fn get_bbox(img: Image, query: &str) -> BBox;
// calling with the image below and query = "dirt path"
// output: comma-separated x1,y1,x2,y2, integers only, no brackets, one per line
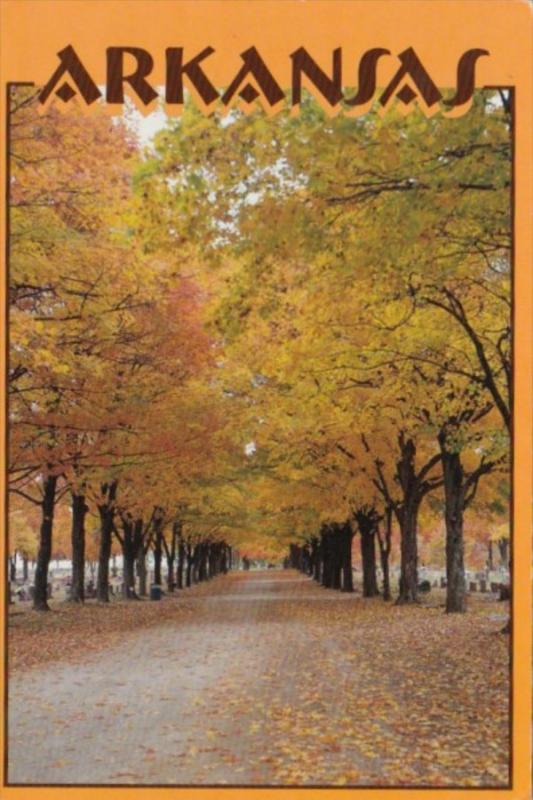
8,570,509,787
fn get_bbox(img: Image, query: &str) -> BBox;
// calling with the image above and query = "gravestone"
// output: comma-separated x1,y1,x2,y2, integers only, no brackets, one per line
499,584,510,601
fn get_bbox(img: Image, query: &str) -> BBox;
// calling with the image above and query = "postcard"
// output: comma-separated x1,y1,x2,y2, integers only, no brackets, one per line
0,2,531,799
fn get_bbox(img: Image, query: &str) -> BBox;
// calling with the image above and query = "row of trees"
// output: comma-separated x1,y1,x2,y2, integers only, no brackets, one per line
134,91,511,613
8,88,252,609
9,87,511,615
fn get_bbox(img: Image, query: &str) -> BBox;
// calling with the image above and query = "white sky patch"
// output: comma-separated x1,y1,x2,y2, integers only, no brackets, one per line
121,94,238,149
245,442,256,457
116,92,168,148
128,104,168,147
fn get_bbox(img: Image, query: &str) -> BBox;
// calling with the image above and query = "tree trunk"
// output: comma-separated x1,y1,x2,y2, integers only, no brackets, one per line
97,510,113,603
396,501,419,604
177,540,185,589
321,531,331,587
487,539,494,572
137,549,147,596
186,545,193,587
153,525,163,586
497,538,509,569
220,544,228,575
166,554,175,591
123,548,137,598
360,528,379,597
377,508,393,601
440,439,467,613
165,522,179,592
395,438,420,605
122,517,144,599
310,537,320,582
340,525,354,592
22,556,29,582
354,508,381,598
69,491,87,603
330,531,342,590
96,481,117,603
198,543,208,582
192,545,200,583
33,473,58,611
379,545,391,601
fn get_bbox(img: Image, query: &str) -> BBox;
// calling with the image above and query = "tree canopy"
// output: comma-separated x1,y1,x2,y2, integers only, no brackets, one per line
8,88,511,612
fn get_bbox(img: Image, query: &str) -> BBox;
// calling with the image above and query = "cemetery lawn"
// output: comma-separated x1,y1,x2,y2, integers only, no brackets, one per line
8,571,509,786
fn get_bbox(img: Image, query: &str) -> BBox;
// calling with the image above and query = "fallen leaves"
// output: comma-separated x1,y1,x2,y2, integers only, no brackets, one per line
7,579,222,673
8,571,510,787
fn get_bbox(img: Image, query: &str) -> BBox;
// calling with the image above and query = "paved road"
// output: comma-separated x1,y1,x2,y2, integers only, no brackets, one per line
8,570,509,787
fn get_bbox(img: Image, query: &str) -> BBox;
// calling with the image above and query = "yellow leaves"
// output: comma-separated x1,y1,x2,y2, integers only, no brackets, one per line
54,363,71,375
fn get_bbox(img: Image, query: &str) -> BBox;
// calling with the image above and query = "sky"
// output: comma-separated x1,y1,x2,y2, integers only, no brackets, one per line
127,103,168,147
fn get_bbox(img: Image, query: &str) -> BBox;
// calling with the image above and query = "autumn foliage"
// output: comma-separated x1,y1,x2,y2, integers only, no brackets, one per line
8,88,511,618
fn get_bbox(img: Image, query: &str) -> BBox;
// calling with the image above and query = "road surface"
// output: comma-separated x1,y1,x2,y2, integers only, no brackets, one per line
8,570,509,786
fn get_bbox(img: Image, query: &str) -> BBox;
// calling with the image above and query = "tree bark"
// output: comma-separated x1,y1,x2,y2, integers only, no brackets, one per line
198,542,207,582
354,509,380,598
153,522,163,586
321,530,332,588
220,544,227,575
330,530,342,590
397,501,419,604
309,537,320,582
487,539,494,572
69,491,87,603
192,544,201,583
497,537,509,568
395,438,420,605
96,480,117,603
123,546,137,598
340,524,354,592
177,539,185,589
166,554,175,591
439,435,467,614
33,473,58,611
376,507,393,601
360,529,379,597
185,543,193,587
119,517,142,599
137,549,147,596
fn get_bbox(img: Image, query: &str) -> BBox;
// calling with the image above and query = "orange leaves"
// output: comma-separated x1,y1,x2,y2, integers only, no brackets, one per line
9,88,239,524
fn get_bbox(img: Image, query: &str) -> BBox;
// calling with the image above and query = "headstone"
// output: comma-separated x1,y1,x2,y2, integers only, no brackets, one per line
499,584,511,601
479,579,487,592
469,581,477,592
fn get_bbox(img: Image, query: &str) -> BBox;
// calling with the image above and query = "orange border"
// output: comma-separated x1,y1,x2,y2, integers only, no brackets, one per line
0,2,531,799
